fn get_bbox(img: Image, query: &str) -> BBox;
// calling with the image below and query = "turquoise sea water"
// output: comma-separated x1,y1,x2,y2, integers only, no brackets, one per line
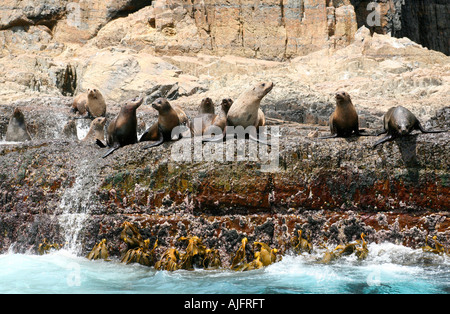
1,243,448,294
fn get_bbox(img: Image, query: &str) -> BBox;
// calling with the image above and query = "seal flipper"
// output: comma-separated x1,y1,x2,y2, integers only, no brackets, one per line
372,134,394,148
142,129,165,149
356,129,377,137
375,129,388,136
96,139,107,148
102,143,121,158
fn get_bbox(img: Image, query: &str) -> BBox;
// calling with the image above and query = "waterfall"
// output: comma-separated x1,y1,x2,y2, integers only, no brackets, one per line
57,158,98,254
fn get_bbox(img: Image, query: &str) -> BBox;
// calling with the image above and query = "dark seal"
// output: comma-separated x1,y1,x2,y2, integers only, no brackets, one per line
373,105,448,148
319,91,371,139
96,97,143,158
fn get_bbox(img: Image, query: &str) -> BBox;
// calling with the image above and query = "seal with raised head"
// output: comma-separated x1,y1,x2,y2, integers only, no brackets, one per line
96,97,143,158
5,108,31,142
198,97,215,114
191,98,233,136
319,91,369,139
373,105,448,148
139,98,188,149
71,88,106,118
203,82,273,144
82,117,106,143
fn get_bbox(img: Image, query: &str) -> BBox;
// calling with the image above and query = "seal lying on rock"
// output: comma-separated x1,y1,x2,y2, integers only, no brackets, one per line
96,97,143,158
139,98,189,149
373,106,448,148
203,82,272,144
319,91,372,139
191,98,233,136
5,108,31,142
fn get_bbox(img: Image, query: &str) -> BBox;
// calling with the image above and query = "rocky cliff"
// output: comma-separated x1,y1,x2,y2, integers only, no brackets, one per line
0,1,449,260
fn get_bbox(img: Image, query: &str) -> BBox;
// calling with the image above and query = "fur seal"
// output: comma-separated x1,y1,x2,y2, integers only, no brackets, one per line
191,98,233,136
96,97,143,158
373,105,448,148
198,97,215,114
5,108,31,142
82,117,106,143
227,82,272,129
319,91,368,139
71,88,106,118
71,93,87,115
203,82,273,144
139,98,188,149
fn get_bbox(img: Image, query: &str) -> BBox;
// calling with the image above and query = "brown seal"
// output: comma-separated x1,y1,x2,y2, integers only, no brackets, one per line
198,97,215,114
191,98,233,136
86,88,106,118
5,108,32,142
71,88,106,118
203,82,273,144
139,98,188,149
373,105,448,148
319,91,370,139
71,93,87,115
96,97,143,158
82,117,106,143
226,82,272,129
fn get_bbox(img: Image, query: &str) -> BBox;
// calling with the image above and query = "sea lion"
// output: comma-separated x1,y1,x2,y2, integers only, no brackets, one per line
96,97,143,158
71,88,106,118
373,106,448,148
203,82,273,144
227,82,272,129
5,108,31,142
319,91,369,139
139,98,189,149
82,117,106,143
198,97,215,114
71,93,87,115
86,88,106,118
190,98,233,136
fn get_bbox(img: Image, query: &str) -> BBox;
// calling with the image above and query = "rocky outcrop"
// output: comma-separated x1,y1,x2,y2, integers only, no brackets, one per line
351,0,450,56
0,1,449,262
0,130,449,260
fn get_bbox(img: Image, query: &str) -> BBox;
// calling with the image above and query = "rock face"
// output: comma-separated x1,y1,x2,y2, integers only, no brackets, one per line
351,0,449,56
0,1,449,261
0,132,449,260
